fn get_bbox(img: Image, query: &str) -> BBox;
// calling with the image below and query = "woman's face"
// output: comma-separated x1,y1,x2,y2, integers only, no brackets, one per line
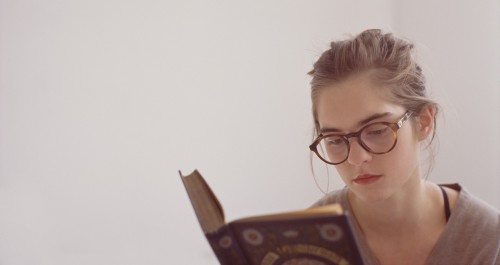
315,72,422,202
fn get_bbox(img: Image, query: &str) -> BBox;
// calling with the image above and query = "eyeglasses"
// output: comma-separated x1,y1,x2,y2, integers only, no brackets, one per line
309,111,413,165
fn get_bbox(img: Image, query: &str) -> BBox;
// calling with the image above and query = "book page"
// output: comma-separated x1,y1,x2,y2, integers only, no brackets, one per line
180,170,225,233
233,204,343,223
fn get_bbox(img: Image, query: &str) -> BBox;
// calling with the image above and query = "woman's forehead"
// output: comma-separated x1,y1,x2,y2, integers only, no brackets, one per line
316,75,403,131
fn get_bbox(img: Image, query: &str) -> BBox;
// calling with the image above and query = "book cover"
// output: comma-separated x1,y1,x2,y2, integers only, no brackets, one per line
180,169,365,265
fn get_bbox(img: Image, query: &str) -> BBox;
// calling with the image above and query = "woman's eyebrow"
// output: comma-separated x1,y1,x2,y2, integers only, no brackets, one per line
319,112,392,134
357,112,391,126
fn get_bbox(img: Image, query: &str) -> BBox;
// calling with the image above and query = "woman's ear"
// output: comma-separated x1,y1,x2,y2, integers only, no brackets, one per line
416,106,435,141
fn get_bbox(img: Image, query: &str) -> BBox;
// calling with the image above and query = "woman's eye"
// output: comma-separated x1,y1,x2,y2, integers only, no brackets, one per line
326,138,343,146
368,129,385,135
365,125,390,135
366,126,389,136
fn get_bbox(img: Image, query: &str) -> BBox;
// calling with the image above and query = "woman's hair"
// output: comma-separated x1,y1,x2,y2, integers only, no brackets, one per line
308,29,439,176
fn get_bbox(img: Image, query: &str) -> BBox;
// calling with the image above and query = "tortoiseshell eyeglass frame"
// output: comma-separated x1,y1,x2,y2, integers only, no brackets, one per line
309,111,413,165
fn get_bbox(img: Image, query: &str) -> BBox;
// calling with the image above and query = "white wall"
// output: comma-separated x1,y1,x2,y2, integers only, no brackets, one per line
0,1,497,264
393,0,500,208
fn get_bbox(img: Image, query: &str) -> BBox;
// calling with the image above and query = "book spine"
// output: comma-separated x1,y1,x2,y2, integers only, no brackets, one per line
206,225,250,265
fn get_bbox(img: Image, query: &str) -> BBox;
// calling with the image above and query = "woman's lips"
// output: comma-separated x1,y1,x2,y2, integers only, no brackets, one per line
353,174,383,185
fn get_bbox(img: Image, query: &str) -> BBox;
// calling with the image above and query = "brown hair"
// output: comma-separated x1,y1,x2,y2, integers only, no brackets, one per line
308,29,439,176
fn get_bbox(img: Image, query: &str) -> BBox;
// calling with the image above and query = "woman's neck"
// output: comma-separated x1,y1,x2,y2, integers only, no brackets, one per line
348,179,444,238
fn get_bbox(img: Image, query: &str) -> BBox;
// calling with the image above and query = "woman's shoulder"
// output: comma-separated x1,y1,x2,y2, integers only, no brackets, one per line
446,184,499,248
424,183,500,265
446,183,500,222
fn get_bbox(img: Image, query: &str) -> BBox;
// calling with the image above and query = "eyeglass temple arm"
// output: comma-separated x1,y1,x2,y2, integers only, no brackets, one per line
397,111,413,128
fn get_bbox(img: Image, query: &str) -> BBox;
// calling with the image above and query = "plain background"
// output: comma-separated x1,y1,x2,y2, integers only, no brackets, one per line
1,0,498,264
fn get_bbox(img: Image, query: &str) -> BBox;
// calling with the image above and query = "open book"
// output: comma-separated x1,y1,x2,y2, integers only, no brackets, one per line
180,169,365,265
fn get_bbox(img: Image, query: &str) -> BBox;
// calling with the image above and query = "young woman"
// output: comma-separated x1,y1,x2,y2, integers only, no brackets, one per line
308,29,500,265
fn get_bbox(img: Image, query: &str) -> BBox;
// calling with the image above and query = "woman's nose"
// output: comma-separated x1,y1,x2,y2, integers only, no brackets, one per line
346,138,372,166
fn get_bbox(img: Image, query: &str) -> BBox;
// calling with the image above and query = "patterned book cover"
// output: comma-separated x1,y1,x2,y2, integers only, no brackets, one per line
206,225,250,265
229,214,364,265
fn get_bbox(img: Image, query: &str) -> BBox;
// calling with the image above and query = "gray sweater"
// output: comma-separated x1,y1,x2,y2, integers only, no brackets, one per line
312,184,500,265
